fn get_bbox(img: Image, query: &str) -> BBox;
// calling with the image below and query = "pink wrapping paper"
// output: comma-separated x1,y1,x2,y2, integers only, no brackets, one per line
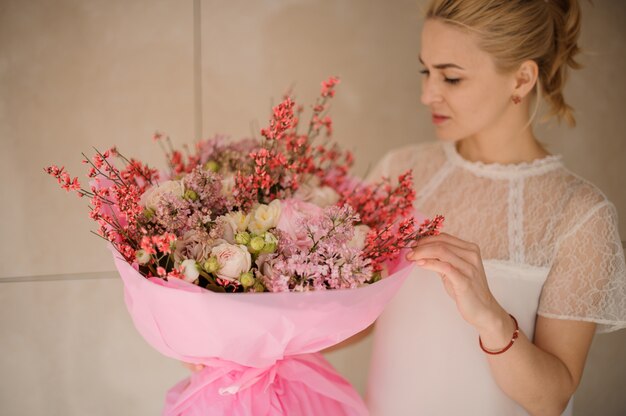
112,248,414,415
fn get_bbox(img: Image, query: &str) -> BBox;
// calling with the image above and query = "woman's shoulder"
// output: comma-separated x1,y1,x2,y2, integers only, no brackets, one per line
560,167,612,210
548,166,617,235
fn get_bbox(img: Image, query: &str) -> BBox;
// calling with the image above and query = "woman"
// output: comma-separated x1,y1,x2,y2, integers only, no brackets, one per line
365,1,626,415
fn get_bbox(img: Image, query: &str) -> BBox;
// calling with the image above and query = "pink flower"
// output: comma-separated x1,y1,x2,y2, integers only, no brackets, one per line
276,198,323,249
211,243,252,282
293,177,340,207
139,180,184,210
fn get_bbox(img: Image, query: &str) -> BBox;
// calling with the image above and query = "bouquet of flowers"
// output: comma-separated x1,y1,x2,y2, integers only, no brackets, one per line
46,77,443,415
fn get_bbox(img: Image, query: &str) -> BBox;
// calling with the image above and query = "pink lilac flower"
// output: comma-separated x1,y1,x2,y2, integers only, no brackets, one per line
154,193,191,233
260,204,372,292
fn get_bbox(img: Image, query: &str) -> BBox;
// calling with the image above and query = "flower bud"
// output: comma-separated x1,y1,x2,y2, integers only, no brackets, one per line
143,208,156,220
204,160,220,172
260,232,278,254
135,249,151,265
235,231,251,245
181,259,200,283
248,236,265,252
203,256,220,273
240,271,255,288
184,189,198,201
253,281,266,292
369,272,382,284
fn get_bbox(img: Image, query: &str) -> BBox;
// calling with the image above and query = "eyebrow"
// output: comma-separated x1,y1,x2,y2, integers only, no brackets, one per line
418,55,465,70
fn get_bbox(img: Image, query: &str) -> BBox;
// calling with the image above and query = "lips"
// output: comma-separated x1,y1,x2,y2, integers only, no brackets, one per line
431,113,450,125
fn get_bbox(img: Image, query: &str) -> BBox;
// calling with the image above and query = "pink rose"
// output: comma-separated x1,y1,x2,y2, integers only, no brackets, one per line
276,198,323,249
211,243,252,282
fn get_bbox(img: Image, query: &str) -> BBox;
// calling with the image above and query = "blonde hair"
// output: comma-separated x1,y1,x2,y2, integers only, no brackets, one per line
425,0,582,126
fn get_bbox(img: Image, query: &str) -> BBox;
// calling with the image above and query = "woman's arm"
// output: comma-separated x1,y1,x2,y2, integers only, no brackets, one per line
480,310,595,415
408,232,596,415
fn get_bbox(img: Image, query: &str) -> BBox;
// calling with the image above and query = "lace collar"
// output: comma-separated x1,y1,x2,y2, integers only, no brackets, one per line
442,141,563,179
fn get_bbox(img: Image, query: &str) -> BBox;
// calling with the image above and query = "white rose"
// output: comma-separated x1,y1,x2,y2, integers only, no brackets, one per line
294,176,340,207
211,243,252,282
219,212,250,243
248,200,282,234
181,259,200,283
348,224,371,250
140,180,185,210
224,211,251,233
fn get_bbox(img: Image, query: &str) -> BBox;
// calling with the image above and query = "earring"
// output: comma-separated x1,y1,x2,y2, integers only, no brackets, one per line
511,95,522,104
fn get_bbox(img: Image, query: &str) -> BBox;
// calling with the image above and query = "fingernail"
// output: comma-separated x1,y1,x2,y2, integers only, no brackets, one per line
416,259,425,266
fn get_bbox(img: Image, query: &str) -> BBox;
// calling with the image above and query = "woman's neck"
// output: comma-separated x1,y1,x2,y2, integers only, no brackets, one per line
454,95,551,165
456,121,549,165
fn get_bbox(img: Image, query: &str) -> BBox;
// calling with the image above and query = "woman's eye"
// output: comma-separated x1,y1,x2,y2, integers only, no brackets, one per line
419,69,429,76
444,77,461,85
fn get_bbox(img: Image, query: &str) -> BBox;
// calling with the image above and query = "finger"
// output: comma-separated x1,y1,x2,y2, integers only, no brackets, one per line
417,232,477,252
408,242,479,275
415,258,468,292
413,235,481,266
441,274,456,299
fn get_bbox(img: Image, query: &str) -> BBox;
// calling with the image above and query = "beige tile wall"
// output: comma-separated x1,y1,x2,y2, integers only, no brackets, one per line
0,0,196,278
0,275,188,415
1,0,624,414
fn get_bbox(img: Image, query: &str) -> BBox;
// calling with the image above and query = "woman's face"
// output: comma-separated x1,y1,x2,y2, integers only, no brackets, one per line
420,19,515,142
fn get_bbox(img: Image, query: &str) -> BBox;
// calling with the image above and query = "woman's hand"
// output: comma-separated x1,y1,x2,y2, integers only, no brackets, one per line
406,232,508,334
408,233,596,414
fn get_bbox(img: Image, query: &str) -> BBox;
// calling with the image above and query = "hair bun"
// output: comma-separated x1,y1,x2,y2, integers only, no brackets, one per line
543,0,582,126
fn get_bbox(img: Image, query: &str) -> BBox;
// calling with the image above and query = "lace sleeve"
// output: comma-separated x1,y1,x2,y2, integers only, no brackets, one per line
538,201,626,333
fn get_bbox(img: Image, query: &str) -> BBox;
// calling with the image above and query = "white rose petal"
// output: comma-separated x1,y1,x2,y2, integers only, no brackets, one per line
181,259,200,283
220,212,251,243
248,200,282,234
225,211,251,233
211,243,252,282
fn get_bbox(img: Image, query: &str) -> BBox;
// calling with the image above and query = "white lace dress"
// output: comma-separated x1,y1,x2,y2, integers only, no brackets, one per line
365,141,626,416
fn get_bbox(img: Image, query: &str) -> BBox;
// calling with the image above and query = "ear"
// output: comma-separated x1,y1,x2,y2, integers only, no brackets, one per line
512,60,539,98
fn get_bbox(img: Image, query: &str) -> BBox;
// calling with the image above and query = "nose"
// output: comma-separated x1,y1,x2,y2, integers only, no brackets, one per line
420,76,442,106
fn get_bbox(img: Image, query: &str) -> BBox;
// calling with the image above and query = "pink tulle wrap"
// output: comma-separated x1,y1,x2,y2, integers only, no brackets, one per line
112,248,414,415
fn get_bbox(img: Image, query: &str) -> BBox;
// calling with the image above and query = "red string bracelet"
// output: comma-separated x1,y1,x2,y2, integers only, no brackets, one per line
479,314,519,355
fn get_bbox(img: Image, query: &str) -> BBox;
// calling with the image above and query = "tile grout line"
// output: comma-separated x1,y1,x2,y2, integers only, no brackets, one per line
0,271,119,283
